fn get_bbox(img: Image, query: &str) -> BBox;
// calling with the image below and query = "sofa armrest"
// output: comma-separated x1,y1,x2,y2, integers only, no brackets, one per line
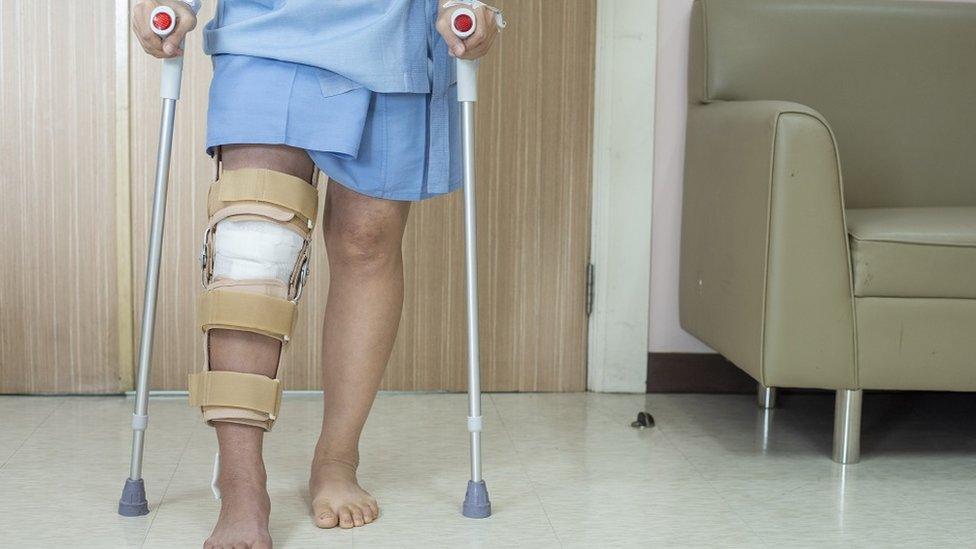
679,100,857,390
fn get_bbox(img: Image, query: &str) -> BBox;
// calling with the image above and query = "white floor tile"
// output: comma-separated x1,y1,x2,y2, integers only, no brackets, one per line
0,391,974,548
0,396,63,466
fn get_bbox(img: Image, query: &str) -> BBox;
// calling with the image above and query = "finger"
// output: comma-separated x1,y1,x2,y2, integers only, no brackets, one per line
162,8,196,56
132,3,168,57
131,1,158,35
460,30,496,60
463,11,499,58
162,31,183,56
145,44,167,58
437,17,466,57
461,7,490,50
132,1,155,22
135,27,166,57
475,24,498,53
459,44,489,60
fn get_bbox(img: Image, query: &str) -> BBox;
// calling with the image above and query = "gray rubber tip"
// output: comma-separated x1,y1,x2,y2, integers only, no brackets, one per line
462,480,491,518
118,478,150,517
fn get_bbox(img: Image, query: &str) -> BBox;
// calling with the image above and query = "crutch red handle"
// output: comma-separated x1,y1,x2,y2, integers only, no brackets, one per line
452,6,490,519
150,6,177,36
119,4,193,518
452,8,476,38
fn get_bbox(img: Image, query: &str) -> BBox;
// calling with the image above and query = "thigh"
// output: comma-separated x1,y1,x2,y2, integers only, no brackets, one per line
220,144,316,182
322,180,411,248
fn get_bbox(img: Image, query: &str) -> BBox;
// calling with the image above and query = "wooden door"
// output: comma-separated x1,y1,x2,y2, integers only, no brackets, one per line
0,0,123,393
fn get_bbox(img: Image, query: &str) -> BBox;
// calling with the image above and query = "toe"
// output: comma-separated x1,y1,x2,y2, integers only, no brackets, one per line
362,506,375,524
338,506,355,529
365,497,379,519
351,505,365,527
313,502,340,529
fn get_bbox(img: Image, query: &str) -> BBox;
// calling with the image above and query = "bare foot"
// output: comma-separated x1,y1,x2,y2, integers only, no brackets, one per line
309,455,379,529
204,461,273,549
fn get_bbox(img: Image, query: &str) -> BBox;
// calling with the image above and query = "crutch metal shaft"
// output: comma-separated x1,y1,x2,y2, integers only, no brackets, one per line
119,6,187,517
461,101,483,485
128,98,177,481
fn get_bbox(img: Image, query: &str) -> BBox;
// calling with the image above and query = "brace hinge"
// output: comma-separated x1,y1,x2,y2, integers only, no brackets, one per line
586,262,595,317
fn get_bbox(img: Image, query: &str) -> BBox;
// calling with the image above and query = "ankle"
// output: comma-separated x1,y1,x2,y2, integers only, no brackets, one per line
312,446,360,470
218,459,267,486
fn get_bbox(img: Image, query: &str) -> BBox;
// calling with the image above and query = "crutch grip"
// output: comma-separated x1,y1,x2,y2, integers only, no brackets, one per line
452,8,479,103
160,56,185,101
150,6,185,101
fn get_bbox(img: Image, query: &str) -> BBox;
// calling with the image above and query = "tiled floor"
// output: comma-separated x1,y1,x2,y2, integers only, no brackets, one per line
1,391,975,548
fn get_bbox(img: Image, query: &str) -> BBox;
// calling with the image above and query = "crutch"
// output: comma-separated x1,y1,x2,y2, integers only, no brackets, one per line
452,7,492,520
118,5,191,517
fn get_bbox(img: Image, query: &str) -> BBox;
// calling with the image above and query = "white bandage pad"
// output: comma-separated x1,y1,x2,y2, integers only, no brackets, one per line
213,219,304,285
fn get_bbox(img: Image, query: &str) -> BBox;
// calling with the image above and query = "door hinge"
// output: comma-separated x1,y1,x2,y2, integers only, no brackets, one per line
586,263,595,317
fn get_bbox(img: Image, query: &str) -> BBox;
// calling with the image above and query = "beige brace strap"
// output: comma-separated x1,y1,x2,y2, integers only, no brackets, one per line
188,371,282,431
198,289,297,342
193,163,319,431
209,168,319,228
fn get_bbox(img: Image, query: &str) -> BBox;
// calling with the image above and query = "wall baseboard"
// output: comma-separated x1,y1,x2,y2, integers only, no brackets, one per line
647,353,757,393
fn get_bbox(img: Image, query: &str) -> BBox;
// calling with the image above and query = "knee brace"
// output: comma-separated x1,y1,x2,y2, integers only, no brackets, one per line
188,167,319,431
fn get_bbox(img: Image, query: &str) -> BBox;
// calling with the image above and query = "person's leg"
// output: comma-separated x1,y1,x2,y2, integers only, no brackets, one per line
204,144,316,549
310,180,411,529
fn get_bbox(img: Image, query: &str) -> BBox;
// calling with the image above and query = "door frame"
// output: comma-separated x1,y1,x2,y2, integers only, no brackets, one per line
587,0,657,393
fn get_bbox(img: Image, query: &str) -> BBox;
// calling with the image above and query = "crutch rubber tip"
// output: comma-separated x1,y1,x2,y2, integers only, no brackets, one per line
462,480,491,519
118,478,150,517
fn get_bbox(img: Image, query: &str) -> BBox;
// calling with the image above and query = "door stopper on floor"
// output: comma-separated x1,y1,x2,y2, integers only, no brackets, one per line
631,411,655,429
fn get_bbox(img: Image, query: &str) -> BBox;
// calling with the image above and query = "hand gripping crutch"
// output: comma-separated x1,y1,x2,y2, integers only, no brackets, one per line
452,7,492,520
118,5,192,517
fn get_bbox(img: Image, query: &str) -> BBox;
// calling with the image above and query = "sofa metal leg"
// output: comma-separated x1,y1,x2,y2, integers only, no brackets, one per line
832,389,862,464
757,384,777,409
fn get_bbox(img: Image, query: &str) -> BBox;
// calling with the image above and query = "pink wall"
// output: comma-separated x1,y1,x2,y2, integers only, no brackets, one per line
649,0,708,353
648,0,975,353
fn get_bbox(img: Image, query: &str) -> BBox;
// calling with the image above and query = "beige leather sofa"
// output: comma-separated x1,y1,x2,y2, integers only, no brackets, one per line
680,0,976,464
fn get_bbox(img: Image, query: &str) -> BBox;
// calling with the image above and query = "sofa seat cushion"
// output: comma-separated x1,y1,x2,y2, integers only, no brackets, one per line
846,208,976,299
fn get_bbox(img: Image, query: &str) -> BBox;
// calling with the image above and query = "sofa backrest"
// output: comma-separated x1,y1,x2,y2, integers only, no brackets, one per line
690,0,976,208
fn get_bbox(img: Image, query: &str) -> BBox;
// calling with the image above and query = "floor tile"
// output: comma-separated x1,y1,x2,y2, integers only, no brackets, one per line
0,391,974,548
0,396,63,466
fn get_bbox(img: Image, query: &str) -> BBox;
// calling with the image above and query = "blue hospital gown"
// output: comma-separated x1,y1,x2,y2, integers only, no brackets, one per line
202,0,461,201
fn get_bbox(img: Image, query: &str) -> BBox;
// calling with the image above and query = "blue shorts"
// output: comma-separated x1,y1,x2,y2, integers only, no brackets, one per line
206,54,461,201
